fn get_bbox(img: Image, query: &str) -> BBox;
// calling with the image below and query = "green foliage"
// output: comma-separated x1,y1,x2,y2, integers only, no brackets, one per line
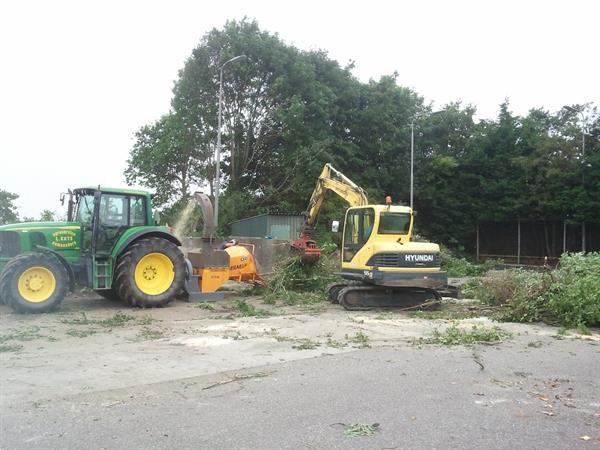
440,247,500,277
39,209,55,221
545,253,600,328
0,326,42,343
232,299,270,317
0,189,19,224
60,312,135,328
429,325,512,346
344,423,381,437
267,255,338,293
125,18,600,252
125,113,209,207
472,253,600,328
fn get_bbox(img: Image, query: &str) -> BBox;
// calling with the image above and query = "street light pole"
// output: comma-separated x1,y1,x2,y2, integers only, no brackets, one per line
410,119,414,210
214,55,247,229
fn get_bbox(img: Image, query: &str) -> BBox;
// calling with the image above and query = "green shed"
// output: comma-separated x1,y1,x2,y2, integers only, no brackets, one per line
230,213,304,240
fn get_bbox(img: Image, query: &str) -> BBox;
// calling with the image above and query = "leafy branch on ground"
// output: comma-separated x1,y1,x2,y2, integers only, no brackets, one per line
261,254,340,305
343,423,381,437
60,312,136,328
232,299,270,317
467,252,600,328
427,325,512,346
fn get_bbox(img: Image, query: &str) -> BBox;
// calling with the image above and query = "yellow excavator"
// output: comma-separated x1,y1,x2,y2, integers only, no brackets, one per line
293,163,448,310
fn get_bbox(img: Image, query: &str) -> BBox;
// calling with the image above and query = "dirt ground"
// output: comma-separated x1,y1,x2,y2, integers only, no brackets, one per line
2,288,598,413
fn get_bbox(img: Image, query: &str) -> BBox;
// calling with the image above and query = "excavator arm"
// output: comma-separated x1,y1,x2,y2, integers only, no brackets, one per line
292,163,368,261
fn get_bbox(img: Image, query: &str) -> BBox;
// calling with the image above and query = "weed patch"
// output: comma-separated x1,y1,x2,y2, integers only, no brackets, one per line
0,343,23,352
135,327,165,341
0,326,43,343
66,328,97,338
232,299,270,317
292,338,320,350
195,302,215,310
347,331,371,348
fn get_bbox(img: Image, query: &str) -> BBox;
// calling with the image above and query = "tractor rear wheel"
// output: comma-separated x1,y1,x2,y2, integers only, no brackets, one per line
113,237,185,308
0,252,69,313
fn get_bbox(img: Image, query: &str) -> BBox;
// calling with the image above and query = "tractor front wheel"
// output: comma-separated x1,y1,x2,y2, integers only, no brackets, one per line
0,252,69,313
113,237,185,308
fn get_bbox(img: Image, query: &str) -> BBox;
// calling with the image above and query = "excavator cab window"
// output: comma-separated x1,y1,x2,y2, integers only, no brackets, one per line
343,208,374,262
378,212,411,234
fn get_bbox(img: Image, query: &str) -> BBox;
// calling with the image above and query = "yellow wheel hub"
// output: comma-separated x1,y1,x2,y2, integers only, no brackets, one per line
134,253,174,295
18,266,56,303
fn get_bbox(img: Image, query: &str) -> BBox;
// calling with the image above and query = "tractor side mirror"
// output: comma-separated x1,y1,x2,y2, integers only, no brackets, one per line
413,210,418,217
153,210,161,225
60,193,66,206
331,220,340,233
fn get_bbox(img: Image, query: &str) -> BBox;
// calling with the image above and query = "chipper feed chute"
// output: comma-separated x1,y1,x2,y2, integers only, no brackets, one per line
183,192,264,302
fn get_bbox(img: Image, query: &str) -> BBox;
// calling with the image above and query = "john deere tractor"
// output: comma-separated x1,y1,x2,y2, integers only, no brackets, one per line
0,187,186,313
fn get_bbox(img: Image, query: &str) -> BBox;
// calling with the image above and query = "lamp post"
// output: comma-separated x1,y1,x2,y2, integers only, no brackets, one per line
564,105,587,251
214,54,247,229
410,119,414,209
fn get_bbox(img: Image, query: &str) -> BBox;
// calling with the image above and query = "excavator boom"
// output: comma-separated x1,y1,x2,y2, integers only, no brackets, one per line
292,163,368,261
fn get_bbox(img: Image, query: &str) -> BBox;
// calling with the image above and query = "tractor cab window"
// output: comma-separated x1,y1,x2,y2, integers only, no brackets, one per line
76,194,95,225
129,196,147,226
343,208,374,262
100,195,127,227
96,194,128,254
378,212,411,235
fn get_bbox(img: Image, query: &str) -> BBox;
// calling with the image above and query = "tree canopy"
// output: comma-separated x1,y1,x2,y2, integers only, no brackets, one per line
125,19,599,250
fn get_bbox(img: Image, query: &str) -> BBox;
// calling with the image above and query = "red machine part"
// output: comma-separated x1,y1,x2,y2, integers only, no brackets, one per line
291,232,321,262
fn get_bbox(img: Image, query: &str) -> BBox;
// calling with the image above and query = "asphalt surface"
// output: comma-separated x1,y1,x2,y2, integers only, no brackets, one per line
2,334,599,449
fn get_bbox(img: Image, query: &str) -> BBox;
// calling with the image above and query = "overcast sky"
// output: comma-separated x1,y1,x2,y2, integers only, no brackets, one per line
1,0,598,218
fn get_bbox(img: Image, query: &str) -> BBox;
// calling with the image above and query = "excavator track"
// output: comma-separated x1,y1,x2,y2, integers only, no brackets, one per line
337,285,442,311
326,281,363,303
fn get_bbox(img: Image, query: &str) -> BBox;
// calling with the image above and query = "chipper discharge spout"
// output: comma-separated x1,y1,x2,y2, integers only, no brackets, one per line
183,192,263,301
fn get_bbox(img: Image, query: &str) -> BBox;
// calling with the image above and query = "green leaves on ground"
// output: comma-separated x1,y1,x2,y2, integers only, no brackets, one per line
429,325,512,346
344,423,381,437
471,252,600,328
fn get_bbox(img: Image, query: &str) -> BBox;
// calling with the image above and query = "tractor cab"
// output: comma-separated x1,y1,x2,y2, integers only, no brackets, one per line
69,187,154,256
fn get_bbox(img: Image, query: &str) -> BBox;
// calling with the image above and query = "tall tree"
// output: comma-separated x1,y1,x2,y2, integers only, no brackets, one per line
125,112,209,206
0,189,19,225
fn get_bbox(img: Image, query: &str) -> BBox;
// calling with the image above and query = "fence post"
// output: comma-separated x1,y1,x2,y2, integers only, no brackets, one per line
563,220,566,255
517,219,521,265
476,222,480,262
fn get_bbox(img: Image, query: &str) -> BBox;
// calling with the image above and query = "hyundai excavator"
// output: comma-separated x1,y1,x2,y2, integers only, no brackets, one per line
292,163,448,310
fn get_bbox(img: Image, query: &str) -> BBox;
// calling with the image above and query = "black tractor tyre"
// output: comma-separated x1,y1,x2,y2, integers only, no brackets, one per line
0,252,69,313
113,237,185,308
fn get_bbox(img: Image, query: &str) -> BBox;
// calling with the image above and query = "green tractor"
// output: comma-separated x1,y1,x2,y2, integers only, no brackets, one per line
0,187,186,313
